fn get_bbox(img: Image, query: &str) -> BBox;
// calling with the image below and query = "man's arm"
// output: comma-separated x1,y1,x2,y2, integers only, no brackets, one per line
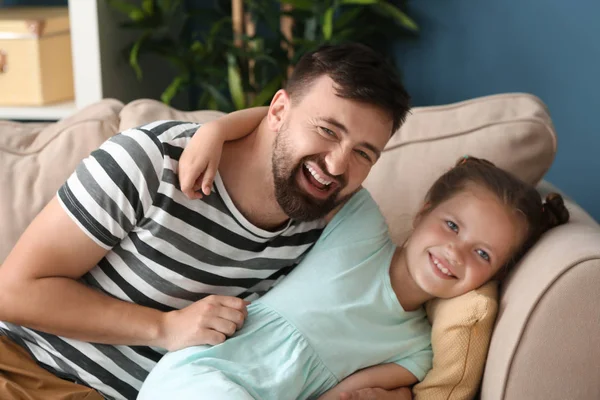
0,197,247,350
0,197,164,345
318,363,418,400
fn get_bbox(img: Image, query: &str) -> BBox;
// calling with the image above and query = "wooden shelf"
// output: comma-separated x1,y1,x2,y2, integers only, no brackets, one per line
0,1,174,122
0,101,76,121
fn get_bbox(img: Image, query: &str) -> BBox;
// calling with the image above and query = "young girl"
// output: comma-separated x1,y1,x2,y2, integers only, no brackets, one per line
138,113,569,400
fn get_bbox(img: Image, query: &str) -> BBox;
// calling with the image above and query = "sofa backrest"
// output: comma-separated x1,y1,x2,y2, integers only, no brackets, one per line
0,99,124,262
0,94,556,263
363,92,556,244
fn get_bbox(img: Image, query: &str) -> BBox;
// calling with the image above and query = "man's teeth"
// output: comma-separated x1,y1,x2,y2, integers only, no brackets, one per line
305,164,332,186
433,258,454,277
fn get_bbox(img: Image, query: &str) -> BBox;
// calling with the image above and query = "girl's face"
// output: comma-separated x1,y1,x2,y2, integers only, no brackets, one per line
404,185,528,299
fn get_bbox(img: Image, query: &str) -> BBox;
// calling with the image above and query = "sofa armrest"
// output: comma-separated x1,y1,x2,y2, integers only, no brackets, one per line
481,185,600,399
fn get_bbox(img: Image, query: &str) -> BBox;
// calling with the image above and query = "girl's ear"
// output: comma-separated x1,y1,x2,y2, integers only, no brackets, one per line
414,201,431,228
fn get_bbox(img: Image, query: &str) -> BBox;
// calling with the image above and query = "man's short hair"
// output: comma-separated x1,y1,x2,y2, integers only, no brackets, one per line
286,43,411,135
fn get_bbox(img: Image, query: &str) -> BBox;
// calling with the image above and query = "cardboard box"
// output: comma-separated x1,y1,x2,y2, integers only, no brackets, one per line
0,7,74,106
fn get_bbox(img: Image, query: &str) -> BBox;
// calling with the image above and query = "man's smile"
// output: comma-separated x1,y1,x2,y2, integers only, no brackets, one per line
298,162,339,199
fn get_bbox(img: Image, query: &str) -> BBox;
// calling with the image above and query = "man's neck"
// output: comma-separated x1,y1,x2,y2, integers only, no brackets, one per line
218,119,291,231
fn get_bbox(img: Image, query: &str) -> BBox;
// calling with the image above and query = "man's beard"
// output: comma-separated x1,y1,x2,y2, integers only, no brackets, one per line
271,127,355,221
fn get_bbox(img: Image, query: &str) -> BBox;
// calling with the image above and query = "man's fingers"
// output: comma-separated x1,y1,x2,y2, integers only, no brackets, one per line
212,295,250,311
208,317,240,337
202,329,226,346
217,307,247,330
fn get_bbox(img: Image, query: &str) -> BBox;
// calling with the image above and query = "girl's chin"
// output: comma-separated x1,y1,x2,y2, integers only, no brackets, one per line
415,274,456,299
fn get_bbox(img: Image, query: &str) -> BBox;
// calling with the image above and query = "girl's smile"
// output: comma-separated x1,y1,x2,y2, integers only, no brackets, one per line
428,252,457,279
390,184,528,311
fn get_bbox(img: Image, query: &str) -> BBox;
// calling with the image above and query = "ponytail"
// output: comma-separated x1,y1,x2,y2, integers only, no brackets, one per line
541,193,570,233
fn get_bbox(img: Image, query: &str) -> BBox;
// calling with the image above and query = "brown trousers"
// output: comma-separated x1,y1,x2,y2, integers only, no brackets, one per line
0,336,103,400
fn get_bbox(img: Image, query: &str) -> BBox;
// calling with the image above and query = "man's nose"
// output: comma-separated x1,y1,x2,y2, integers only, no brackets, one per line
325,146,350,177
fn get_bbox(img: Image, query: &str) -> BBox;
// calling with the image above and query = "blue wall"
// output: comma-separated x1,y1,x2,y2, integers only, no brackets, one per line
395,0,600,221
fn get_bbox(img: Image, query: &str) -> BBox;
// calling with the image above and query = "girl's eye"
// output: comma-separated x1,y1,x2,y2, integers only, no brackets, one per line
355,149,372,163
476,249,491,262
446,220,459,233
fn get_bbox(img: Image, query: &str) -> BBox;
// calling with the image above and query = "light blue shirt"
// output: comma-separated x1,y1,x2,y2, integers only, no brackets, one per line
139,189,432,399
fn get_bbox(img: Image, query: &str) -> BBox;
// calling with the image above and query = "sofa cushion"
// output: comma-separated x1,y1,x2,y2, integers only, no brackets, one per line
0,99,124,263
363,93,556,400
119,99,225,131
413,281,498,400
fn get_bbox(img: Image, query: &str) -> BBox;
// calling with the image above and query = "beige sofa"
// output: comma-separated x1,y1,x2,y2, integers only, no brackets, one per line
1,94,599,399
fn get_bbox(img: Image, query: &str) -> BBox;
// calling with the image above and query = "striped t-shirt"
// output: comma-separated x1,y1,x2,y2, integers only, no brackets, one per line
0,120,325,400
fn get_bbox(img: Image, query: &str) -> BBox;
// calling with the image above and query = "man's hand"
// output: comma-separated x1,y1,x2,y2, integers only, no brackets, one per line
339,387,413,400
160,295,250,351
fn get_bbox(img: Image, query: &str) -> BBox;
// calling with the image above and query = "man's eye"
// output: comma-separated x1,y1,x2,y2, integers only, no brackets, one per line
355,149,372,162
446,220,459,233
476,249,491,262
320,127,335,137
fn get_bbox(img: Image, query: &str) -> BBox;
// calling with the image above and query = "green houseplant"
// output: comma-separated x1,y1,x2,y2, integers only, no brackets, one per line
107,0,418,111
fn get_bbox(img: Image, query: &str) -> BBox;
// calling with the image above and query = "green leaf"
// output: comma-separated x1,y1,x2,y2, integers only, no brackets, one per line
141,0,154,14
253,54,280,69
106,0,141,16
208,17,232,44
190,40,205,54
333,27,359,41
322,7,335,40
129,33,149,80
197,90,212,109
160,0,182,16
201,83,234,112
373,2,419,32
161,76,185,104
334,8,362,30
250,76,282,107
207,96,218,111
129,9,146,21
227,54,246,110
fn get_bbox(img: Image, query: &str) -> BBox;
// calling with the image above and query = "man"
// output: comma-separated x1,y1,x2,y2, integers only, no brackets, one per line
0,43,411,399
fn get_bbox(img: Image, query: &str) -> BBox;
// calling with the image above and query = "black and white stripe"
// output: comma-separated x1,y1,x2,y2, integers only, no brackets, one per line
1,120,324,399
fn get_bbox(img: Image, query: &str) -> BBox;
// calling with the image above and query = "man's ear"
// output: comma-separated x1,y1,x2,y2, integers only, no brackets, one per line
267,89,290,132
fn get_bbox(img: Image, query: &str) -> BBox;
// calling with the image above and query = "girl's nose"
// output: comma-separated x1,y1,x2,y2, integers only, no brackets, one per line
445,242,464,267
